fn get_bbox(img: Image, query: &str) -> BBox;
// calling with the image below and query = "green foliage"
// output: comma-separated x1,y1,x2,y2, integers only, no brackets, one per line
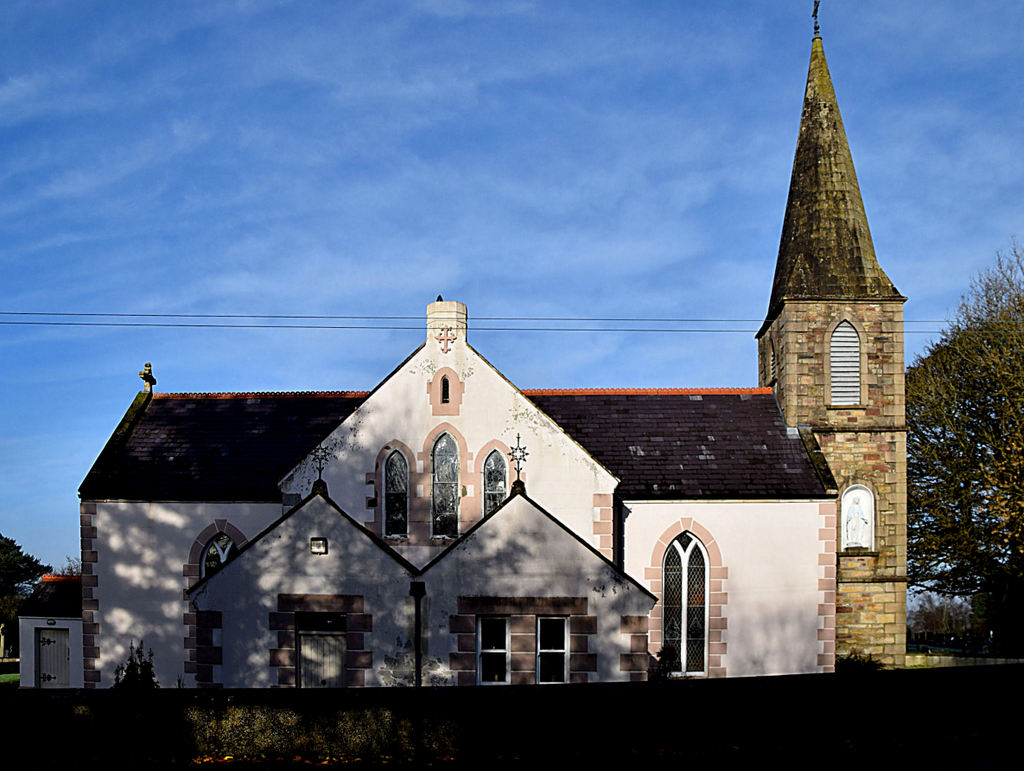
0,532,51,597
113,640,159,689
0,533,51,657
907,243,1024,653
834,652,884,674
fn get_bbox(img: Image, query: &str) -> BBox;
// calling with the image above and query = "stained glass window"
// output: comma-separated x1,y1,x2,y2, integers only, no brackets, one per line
202,532,234,577
662,532,707,675
384,451,408,537
432,433,459,537
483,449,507,516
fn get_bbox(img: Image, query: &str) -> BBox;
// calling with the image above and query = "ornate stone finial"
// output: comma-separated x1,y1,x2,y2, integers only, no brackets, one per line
138,362,156,393
813,0,821,38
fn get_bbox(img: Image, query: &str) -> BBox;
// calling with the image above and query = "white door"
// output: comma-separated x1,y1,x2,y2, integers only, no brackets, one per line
299,633,346,688
36,627,70,688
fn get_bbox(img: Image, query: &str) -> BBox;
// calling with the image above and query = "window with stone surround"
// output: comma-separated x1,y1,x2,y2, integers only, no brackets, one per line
536,617,568,683
477,617,508,684
830,320,860,404
432,432,459,537
662,532,707,675
201,533,235,578
384,450,408,537
483,449,507,517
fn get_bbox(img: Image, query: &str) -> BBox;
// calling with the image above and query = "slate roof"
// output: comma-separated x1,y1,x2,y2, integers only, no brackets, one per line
21,576,82,618
79,392,368,501
525,390,827,499
80,387,828,502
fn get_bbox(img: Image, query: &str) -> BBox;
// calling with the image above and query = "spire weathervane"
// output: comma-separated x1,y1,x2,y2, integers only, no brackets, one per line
813,1,821,38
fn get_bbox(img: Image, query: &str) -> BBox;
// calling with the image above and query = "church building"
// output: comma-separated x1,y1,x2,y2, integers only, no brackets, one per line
67,28,906,689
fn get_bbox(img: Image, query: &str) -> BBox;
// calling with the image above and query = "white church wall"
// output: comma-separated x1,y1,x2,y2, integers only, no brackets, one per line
189,495,415,688
624,499,834,677
280,305,617,564
422,496,653,685
90,500,283,687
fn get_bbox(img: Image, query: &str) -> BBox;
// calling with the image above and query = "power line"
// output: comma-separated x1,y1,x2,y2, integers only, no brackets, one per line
0,319,962,334
0,310,950,323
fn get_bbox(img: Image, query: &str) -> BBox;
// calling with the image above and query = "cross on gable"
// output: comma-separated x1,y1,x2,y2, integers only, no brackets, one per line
435,326,456,354
310,445,332,480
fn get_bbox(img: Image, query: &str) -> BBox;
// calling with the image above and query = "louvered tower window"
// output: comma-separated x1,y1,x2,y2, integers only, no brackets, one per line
770,340,777,382
830,321,861,405
662,532,707,675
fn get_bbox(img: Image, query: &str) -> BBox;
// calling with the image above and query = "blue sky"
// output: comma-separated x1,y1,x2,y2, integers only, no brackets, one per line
2,1,1023,569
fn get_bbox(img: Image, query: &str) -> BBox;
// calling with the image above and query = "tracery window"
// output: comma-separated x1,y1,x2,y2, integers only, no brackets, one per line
483,449,507,516
432,433,459,537
202,533,235,578
830,320,861,405
662,532,707,675
384,450,409,537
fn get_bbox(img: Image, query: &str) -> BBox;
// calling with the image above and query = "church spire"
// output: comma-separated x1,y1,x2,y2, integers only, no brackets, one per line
759,32,902,335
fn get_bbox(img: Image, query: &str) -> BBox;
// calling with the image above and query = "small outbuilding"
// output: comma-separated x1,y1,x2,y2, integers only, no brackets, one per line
19,575,84,688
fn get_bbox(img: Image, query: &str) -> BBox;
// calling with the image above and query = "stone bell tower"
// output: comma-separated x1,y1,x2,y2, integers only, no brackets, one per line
755,27,907,666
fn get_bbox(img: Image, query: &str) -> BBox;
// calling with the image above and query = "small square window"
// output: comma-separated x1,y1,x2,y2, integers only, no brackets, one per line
537,617,567,683
477,617,508,684
310,537,328,555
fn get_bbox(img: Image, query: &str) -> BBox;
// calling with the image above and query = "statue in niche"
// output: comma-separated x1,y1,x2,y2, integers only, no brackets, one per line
842,487,873,549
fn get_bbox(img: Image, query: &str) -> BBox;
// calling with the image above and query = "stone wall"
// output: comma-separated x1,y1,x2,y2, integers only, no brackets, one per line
759,298,907,666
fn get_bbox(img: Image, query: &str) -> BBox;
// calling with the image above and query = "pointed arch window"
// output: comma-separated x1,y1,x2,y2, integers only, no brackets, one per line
384,451,409,537
830,321,860,405
432,433,459,537
202,533,235,578
483,449,507,516
770,339,778,382
662,532,707,675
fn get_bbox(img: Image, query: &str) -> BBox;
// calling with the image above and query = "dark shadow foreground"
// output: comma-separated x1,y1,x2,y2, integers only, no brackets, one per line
4,665,1020,769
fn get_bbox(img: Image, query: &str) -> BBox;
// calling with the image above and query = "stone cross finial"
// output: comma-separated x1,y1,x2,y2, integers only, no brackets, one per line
813,1,821,37
138,362,157,392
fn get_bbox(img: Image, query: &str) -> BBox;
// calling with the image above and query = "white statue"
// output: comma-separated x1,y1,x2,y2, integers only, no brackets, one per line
842,487,873,549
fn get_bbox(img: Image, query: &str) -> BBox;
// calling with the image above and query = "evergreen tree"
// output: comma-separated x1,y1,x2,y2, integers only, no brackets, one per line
0,533,51,656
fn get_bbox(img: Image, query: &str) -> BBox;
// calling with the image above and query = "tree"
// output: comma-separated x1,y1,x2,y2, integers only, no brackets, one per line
0,533,52,656
112,640,159,689
907,243,1024,653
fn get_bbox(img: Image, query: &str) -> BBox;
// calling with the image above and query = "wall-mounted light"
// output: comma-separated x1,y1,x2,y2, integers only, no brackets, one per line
310,537,328,555
46,619,56,626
